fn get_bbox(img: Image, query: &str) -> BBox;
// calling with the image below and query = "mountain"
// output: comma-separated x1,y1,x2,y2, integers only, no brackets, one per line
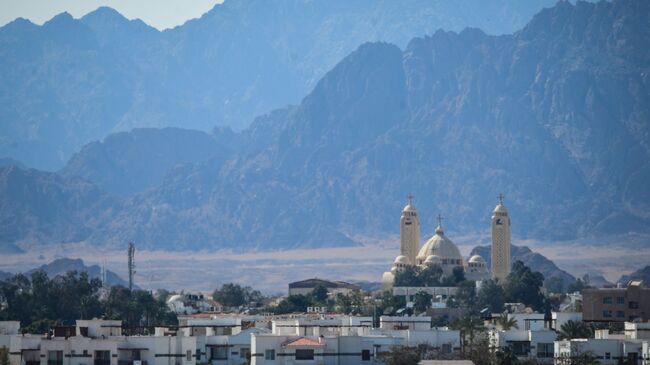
469,245,576,290
61,127,236,197
26,258,129,287
619,266,650,285
0,165,117,251
2,0,650,252
0,0,557,170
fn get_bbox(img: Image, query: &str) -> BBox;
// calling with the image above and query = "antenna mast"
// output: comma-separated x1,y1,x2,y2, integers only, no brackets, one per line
128,242,136,290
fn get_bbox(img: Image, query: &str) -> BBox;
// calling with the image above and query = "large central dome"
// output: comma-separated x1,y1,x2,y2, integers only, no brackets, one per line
416,224,463,271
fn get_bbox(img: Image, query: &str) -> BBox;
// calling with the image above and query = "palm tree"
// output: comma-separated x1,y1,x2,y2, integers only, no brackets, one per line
452,316,485,355
558,320,592,340
495,313,519,331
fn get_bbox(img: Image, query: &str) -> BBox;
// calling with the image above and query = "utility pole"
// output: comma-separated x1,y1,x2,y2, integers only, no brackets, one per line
128,242,136,290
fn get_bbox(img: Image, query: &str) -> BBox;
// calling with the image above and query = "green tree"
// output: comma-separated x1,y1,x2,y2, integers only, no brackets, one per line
495,313,519,330
504,261,546,311
413,291,433,313
212,283,247,307
477,279,505,313
273,295,311,314
377,346,421,365
310,285,328,302
544,276,566,294
451,316,485,355
394,265,420,286
558,320,592,340
419,264,443,286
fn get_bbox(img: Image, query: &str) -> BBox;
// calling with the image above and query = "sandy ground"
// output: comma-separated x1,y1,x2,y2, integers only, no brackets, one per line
1,233,648,294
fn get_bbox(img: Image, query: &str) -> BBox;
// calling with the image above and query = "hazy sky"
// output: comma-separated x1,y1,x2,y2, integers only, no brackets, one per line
0,0,223,30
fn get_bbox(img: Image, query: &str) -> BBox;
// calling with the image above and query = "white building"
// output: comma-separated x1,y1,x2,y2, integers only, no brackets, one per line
250,315,460,365
554,338,647,365
4,319,196,365
491,195,511,281
489,329,557,364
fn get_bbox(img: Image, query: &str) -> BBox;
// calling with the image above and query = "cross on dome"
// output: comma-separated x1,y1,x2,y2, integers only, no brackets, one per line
435,214,444,235
407,193,413,205
497,193,505,205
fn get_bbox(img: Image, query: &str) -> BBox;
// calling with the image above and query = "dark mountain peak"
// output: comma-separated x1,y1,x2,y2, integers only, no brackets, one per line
81,6,128,25
80,6,158,35
0,17,37,31
43,11,75,26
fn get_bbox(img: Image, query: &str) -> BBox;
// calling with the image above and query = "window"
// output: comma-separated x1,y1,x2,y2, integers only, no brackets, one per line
211,347,228,360
295,349,314,360
603,310,613,318
441,344,452,354
616,311,625,318
537,343,553,358
240,348,250,359
510,342,530,356
617,296,625,304
264,350,275,360
362,349,370,361
48,351,63,365
186,350,191,361
605,352,611,359
94,351,110,365
195,349,200,361
629,301,639,309
603,297,613,304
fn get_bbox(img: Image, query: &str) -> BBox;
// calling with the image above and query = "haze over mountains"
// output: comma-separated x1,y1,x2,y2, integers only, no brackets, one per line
0,0,649,255
0,0,557,170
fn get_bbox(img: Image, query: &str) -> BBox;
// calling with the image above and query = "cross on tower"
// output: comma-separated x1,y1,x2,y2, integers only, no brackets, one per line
497,193,505,205
436,214,444,227
407,193,413,205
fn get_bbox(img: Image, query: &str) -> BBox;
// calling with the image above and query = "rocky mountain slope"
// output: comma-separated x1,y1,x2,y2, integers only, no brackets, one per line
1,0,648,252
470,245,576,290
619,265,650,285
0,0,556,170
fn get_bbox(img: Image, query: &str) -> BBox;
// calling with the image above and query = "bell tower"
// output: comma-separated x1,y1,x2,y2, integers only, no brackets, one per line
491,194,511,281
400,193,420,264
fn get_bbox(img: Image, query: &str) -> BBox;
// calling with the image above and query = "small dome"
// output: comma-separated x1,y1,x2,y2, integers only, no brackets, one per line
434,224,444,235
424,255,441,265
390,266,397,274
494,204,508,213
167,294,183,304
403,203,416,212
468,255,485,264
394,255,411,265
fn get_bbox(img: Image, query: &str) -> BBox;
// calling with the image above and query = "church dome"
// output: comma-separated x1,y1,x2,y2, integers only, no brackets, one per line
394,255,411,265
424,255,441,265
403,203,416,212
416,225,463,265
468,255,485,264
494,204,508,213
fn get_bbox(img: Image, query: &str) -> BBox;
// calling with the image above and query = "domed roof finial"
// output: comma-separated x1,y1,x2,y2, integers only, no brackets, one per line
407,193,413,205
497,193,505,205
435,214,444,234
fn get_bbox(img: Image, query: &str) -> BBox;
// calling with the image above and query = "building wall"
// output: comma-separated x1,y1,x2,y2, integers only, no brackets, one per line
582,285,650,322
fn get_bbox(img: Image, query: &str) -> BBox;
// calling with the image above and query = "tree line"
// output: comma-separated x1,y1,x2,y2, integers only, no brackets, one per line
0,271,177,334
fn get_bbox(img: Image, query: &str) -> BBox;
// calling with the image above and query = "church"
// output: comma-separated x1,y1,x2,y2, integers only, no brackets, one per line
381,194,511,288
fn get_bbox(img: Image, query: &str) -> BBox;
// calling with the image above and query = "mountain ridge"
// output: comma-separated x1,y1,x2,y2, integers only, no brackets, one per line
0,0,557,170
1,0,649,253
